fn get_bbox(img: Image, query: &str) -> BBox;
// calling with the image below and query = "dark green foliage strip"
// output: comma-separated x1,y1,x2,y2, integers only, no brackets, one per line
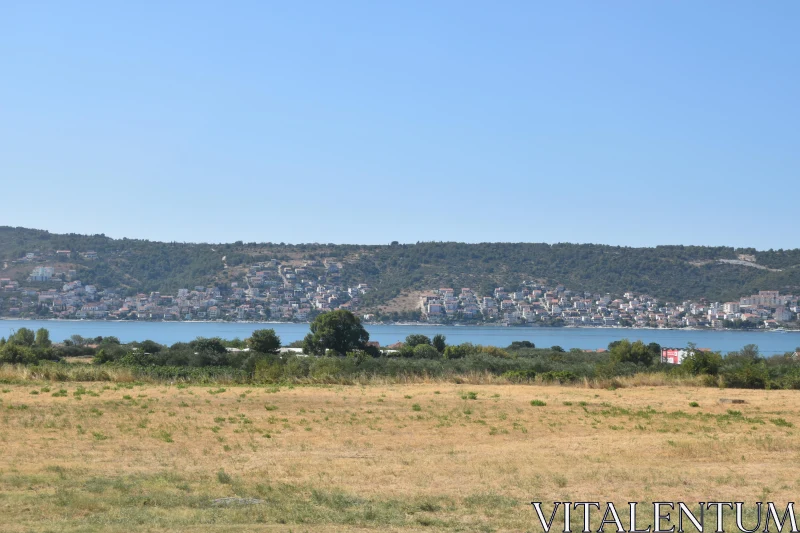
3,320,800,390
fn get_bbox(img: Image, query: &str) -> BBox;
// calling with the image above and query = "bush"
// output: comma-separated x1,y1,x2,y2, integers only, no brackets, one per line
432,334,446,353
309,357,356,381
539,370,578,383
413,344,440,360
443,343,476,359
0,344,38,364
54,344,98,358
682,350,724,376
609,339,653,366
720,361,769,389
405,334,431,348
508,341,535,349
189,338,225,355
93,349,114,365
502,370,536,382
118,351,158,366
254,357,283,382
282,356,310,379
481,346,513,359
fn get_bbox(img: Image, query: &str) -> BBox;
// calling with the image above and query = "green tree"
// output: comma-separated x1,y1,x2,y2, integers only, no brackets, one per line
647,342,661,360
610,339,653,366
136,339,164,354
482,346,513,358
70,334,86,346
190,337,225,354
303,310,370,356
0,343,37,364
9,328,35,347
100,336,121,346
405,334,431,348
247,329,281,354
509,341,535,349
413,344,440,359
682,350,724,375
432,334,446,353
443,343,479,359
740,344,760,360
93,349,114,365
35,328,52,348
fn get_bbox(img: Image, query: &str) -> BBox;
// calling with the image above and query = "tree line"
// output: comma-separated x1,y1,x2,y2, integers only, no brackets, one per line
2,309,800,389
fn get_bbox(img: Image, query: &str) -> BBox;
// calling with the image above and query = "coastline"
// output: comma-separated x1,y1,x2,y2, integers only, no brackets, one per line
1,316,797,333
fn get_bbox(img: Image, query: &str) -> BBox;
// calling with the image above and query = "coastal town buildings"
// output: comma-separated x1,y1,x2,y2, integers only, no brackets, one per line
1,250,798,329
418,287,798,329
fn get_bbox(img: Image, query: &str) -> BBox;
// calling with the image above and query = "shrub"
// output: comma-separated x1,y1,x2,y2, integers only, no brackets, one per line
443,343,475,359
539,371,578,383
309,357,355,382
432,334,446,353
502,370,536,382
530,400,547,406
93,349,114,365
720,361,769,389
405,334,431,348
217,470,233,484
481,346,513,359
0,344,38,364
413,344,440,360
682,350,724,376
509,341,535,349
609,339,653,366
118,352,158,366
253,356,283,383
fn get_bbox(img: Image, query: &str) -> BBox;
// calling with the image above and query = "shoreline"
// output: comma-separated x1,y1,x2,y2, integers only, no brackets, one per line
1,317,797,333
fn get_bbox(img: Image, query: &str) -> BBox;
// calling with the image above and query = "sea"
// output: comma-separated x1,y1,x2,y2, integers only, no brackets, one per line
1,320,799,354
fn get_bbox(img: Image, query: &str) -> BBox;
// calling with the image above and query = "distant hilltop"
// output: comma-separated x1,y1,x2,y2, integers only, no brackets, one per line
1,226,800,322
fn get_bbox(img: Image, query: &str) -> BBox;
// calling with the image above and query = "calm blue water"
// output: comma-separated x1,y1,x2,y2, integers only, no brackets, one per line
2,320,799,354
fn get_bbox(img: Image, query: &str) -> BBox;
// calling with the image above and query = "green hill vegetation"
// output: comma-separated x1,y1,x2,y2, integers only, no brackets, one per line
2,226,800,304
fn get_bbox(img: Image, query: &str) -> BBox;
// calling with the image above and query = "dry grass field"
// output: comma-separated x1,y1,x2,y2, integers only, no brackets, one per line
0,382,797,532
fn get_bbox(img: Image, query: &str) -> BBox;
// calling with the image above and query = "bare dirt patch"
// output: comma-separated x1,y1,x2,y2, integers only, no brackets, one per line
372,290,426,314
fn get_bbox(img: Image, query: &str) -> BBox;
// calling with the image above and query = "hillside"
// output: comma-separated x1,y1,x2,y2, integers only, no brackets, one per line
2,226,800,307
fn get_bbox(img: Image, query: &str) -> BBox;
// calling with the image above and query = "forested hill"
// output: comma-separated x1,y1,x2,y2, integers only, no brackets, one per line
2,226,800,305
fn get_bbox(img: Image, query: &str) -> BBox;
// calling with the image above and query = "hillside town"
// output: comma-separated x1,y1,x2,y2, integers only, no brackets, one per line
1,254,366,322
419,286,799,329
1,250,798,329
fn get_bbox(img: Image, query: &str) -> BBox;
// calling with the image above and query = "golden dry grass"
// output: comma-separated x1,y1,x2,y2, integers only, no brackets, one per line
0,383,797,532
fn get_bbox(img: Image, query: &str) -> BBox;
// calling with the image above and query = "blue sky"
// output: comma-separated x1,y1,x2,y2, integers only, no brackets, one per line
1,1,798,248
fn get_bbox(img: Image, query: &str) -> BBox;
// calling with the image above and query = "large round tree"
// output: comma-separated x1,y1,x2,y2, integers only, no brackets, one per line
247,328,281,354
303,310,370,356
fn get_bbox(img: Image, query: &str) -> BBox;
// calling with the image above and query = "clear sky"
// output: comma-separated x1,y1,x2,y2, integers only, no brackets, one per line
1,1,798,249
